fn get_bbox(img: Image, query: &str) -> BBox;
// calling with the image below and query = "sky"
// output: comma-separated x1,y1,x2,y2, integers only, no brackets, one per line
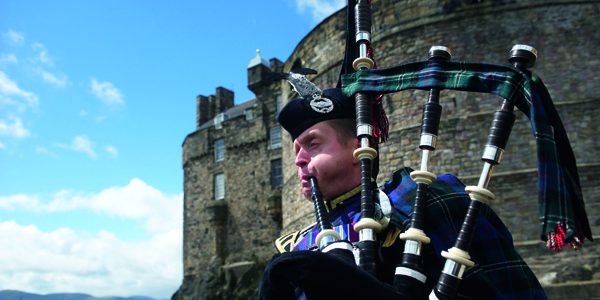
0,0,345,298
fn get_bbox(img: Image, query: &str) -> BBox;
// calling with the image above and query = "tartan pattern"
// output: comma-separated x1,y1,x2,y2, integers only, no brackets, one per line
342,61,532,104
382,168,546,299
293,187,363,251
290,168,546,299
341,61,592,248
293,223,360,252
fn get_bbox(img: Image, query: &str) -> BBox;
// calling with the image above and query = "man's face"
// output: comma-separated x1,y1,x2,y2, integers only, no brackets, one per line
293,121,360,200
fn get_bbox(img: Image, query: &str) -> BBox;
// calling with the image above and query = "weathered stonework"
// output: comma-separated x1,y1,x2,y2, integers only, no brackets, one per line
174,1,600,299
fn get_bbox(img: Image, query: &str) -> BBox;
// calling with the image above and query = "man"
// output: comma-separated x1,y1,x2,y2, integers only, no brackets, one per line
259,88,547,299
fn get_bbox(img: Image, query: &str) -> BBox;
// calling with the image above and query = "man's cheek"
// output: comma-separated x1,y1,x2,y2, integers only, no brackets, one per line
311,156,327,171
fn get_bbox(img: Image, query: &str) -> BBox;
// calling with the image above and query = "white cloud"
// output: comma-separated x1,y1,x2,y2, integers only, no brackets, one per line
34,68,68,88
0,70,39,110
0,194,41,210
0,53,18,64
3,30,25,45
0,142,5,149
0,178,181,235
70,135,97,159
32,42,54,66
36,146,59,158
0,180,183,298
95,115,108,122
105,145,118,157
295,0,345,23
90,78,124,107
0,116,30,139
36,146,49,153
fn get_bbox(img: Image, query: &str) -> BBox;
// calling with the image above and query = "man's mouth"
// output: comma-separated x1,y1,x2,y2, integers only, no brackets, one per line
299,174,314,196
299,174,312,185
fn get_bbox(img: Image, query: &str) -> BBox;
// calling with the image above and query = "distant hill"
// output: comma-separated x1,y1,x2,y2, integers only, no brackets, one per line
0,290,161,300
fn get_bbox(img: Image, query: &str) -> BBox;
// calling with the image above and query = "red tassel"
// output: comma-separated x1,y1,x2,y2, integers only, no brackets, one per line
366,47,389,143
546,224,565,252
545,224,585,252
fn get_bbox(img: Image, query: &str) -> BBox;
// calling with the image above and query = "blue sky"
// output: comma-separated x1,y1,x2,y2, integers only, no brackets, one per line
0,0,344,298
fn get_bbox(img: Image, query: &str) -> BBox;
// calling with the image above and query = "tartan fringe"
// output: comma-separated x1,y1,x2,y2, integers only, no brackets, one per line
545,224,584,252
373,94,389,143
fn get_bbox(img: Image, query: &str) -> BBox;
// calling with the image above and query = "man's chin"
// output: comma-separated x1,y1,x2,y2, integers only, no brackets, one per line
301,188,330,202
301,188,311,200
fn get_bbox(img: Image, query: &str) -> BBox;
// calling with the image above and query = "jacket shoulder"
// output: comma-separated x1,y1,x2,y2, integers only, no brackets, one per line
274,223,315,253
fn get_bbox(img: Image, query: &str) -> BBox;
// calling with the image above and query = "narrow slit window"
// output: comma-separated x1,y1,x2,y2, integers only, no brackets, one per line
214,173,225,200
214,139,225,162
271,159,283,188
270,127,281,149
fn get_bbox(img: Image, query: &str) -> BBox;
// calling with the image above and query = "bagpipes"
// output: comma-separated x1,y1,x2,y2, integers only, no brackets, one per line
260,0,592,299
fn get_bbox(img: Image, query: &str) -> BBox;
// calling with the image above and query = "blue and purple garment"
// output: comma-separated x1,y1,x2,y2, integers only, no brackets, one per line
273,167,547,300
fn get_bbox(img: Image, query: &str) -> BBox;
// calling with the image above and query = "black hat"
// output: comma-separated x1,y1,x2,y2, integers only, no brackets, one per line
277,86,382,179
277,88,355,140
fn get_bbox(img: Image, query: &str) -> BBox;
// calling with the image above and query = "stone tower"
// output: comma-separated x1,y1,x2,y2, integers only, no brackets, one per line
176,49,285,299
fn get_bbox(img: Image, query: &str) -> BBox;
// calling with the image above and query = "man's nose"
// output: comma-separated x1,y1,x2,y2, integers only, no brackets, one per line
295,148,309,168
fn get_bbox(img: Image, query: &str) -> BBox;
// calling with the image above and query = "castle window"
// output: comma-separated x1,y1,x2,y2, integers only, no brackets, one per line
271,159,283,188
214,139,225,162
214,173,225,200
245,108,254,121
214,113,226,129
270,127,281,149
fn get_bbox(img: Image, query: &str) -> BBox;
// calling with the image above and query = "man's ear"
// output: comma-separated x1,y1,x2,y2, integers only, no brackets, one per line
353,138,360,150
351,138,361,166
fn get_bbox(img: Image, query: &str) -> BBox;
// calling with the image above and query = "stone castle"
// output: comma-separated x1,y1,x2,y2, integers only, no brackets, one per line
173,1,600,299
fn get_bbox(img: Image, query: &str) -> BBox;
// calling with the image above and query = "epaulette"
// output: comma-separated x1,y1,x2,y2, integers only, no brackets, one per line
382,226,401,248
274,223,315,253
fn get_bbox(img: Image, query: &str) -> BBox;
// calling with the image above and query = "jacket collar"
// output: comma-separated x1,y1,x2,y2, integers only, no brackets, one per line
326,185,361,211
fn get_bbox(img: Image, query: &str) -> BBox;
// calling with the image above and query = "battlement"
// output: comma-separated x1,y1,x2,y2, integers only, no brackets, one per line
196,87,234,128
